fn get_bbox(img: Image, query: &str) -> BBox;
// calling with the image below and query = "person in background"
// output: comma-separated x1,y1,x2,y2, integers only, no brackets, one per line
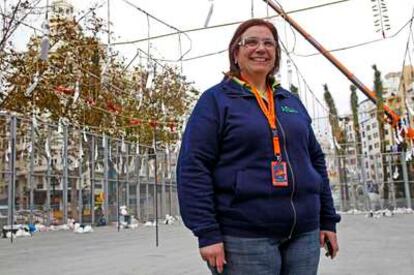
177,18,340,275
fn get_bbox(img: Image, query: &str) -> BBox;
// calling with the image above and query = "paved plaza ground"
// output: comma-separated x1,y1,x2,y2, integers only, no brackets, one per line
0,214,413,275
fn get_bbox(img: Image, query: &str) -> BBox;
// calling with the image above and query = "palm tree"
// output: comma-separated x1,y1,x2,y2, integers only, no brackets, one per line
372,65,388,204
350,85,362,155
323,84,348,209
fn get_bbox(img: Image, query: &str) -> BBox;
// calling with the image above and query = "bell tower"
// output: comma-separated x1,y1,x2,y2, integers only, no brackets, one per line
50,0,74,21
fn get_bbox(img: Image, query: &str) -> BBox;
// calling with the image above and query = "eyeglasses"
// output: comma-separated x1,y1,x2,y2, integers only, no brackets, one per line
238,37,276,49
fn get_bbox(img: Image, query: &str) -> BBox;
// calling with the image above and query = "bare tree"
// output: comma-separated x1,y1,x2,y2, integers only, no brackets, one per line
0,0,42,52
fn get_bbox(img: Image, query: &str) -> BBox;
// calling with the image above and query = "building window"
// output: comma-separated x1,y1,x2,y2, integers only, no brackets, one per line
367,125,371,131
374,143,379,148
372,122,377,128
373,132,378,138
369,145,373,150
368,135,372,141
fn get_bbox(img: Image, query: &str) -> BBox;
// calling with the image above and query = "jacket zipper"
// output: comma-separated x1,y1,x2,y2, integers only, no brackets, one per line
240,84,297,237
276,116,297,239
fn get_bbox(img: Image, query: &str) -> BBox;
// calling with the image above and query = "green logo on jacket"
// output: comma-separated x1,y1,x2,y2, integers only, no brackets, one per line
281,105,299,113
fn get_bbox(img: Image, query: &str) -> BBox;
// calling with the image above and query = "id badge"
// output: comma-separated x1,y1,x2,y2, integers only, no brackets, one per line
271,161,288,187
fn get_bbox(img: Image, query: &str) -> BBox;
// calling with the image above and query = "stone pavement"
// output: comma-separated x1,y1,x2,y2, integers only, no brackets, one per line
0,214,413,275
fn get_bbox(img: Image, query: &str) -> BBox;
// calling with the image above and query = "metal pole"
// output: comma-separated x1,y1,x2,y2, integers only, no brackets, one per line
90,135,95,224
78,131,83,224
145,182,149,222
387,154,397,209
135,149,141,220
401,152,412,209
161,151,166,218
359,154,372,210
29,117,35,224
168,148,173,215
146,153,149,221
103,135,109,223
8,116,17,243
153,127,159,247
62,124,68,224
126,144,130,209
373,154,384,209
46,126,51,226
117,142,120,232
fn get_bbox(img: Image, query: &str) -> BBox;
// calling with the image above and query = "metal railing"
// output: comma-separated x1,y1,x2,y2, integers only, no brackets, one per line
1,113,413,229
0,113,179,227
325,151,414,212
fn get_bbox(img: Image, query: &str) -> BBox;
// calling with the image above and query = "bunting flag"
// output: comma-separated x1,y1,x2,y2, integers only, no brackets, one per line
394,134,401,145
40,20,50,61
85,96,96,106
94,144,98,161
40,36,50,61
32,112,38,129
406,148,413,161
83,128,88,142
27,142,32,154
129,118,141,126
5,141,11,162
145,70,154,90
136,92,143,110
72,80,80,105
106,100,122,113
393,166,399,180
45,139,51,161
204,0,214,27
406,98,414,116
25,72,39,97
121,136,126,153
58,118,63,134
149,120,157,128
168,121,176,132
55,85,74,95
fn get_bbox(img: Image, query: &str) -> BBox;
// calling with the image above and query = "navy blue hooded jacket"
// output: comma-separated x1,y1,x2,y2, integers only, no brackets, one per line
177,77,341,248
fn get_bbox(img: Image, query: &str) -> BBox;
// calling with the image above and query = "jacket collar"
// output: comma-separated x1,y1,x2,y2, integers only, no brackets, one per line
220,76,291,98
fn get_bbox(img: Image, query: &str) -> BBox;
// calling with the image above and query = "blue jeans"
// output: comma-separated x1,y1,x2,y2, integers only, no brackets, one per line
208,230,320,275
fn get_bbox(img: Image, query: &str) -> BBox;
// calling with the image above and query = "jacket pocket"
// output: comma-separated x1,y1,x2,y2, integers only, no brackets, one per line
233,169,271,203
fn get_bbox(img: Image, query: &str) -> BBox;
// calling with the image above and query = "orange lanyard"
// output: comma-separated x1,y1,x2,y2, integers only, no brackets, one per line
248,84,282,159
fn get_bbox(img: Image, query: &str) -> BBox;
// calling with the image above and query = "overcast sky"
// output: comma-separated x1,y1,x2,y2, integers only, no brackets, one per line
11,0,414,116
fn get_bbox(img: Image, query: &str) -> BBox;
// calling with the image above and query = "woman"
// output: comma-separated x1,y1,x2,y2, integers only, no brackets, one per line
177,18,340,275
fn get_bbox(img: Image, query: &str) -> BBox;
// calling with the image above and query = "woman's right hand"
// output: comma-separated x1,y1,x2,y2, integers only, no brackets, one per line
200,242,227,273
